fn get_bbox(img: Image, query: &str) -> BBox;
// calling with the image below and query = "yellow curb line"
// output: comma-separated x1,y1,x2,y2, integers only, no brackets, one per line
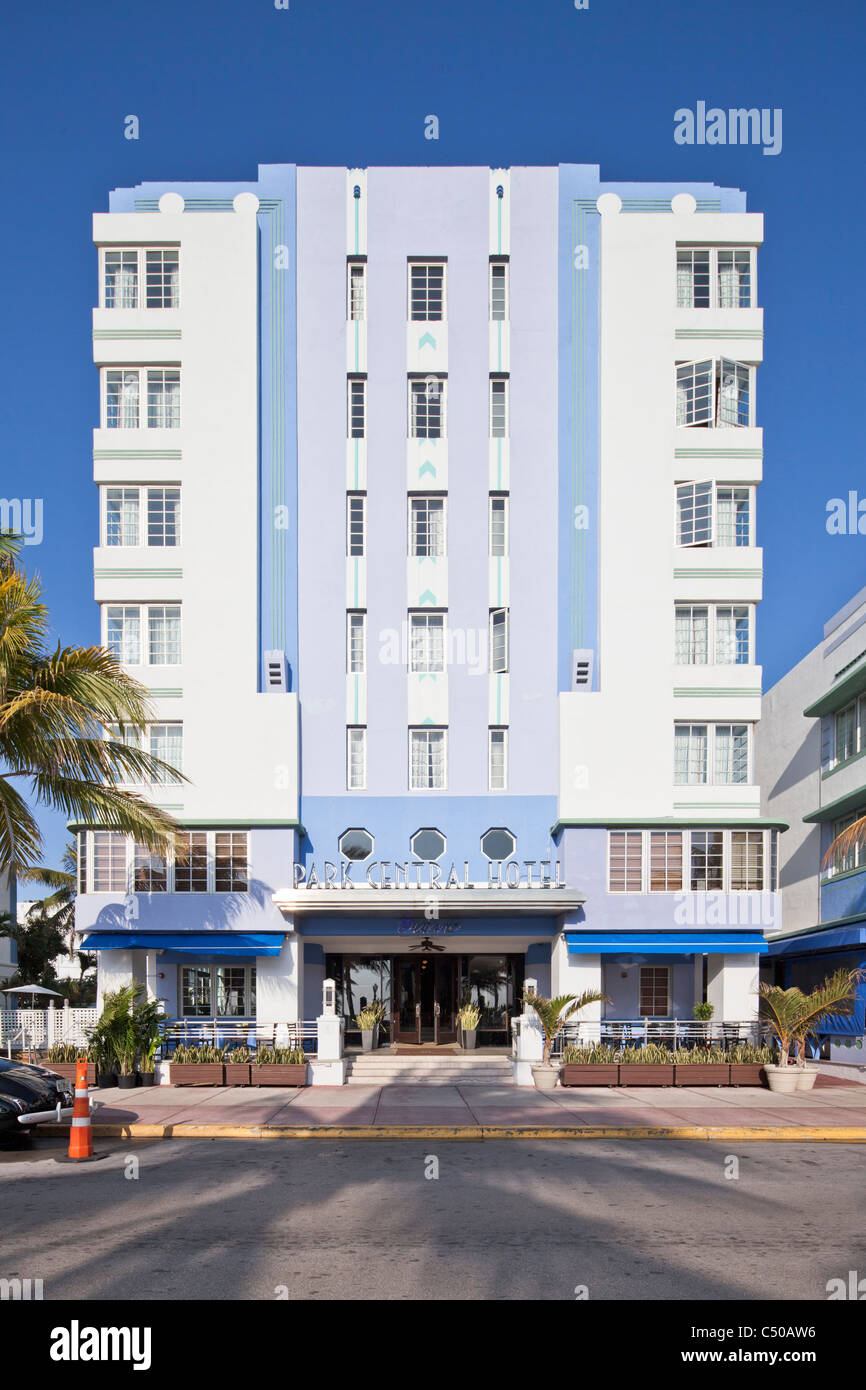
37,1122,866,1143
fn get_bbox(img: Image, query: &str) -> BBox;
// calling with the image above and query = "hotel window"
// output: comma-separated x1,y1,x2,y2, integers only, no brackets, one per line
348,377,366,438
105,369,140,429
174,831,209,893
689,831,724,890
133,845,167,893
489,495,508,556
490,259,508,320
104,487,140,546
180,967,212,1017
676,359,752,428
827,809,866,876
409,727,447,791
147,487,181,546
104,486,180,547
409,377,445,439
102,250,139,308
409,261,445,321
608,831,643,892
347,494,366,557
347,727,367,791
149,723,183,784
145,250,179,308
730,830,764,891
347,611,366,674
676,247,753,309
674,606,709,664
409,496,446,557
676,482,752,547
146,369,181,429
490,376,509,437
147,605,182,665
180,965,255,1018
489,608,509,673
488,727,508,791
675,723,751,784
409,612,445,673
715,606,751,664
675,604,752,664
649,831,683,891
91,831,129,893
105,605,142,665
214,832,248,892
835,701,861,765
76,831,88,894
639,966,670,1018
347,260,366,321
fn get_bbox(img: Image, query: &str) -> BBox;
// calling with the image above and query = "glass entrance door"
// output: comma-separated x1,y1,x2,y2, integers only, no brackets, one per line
395,957,457,1043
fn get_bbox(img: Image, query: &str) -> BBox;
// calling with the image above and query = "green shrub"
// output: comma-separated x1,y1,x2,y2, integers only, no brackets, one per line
619,1043,674,1064
224,1045,253,1064
45,1043,81,1063
172,1043,224,1064
729,1042,777,1065
692,1002,715,1021
672,1046,728,1064
562,1043,617,1064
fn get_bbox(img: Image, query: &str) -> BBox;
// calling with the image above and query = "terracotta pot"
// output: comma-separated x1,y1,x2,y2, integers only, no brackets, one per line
729,1064,766,1087
170,1063,225,1086
223,1063,251,1086
674,1064,730,1086
619,1064,675,1086
560,1064,619,1086
250,1064,307,1086
531,1063,560,1091
763,1064,800,1094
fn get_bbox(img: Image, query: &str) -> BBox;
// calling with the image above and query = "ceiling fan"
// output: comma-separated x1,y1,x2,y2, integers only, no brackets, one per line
408,937,446,952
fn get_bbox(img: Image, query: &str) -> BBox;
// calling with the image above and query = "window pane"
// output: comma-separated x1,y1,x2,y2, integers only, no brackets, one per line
410,379,443,438
716,607,750,665
103,250,138,309
347,727,366,790
181,967,212,1017
105,487,140,546
149,723,182,784
674,724,707,784
145,249,179,308
409,496,445,557
716,487,750,547
488,728,507,791
347,495,365,556
217,966,248,1016
490,609,508,673
639,966,669,1017
409,729,446,790
348,379,366,437
715,724,749,784
348,263,366,321
146,369,180,428
347,613,365,673
92,831,128,892
409,613,444,673
690,831,724,890
675,606,708,664
731,831,763,890
147,487,180,546
105,370,139,429
174,832,208,893
489,496,508,556
490,378,508,437
133,844,167,892
676,249,710,308
609,831,643,892
649,831,683,891
717,360,750,428
214,832,248,892
490,261,507,320
717,249,751,308
106,605,141,664
676,361,713,426
410,262,445,321
148,606,181,664
676,482,713,546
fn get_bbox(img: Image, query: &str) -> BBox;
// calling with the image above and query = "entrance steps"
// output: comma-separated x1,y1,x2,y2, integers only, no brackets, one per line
345,1053,514,1086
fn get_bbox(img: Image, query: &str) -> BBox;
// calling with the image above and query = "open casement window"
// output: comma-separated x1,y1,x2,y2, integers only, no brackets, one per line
489,608,509,673
608,831,643,892
676,359,752,428
676,482,752,548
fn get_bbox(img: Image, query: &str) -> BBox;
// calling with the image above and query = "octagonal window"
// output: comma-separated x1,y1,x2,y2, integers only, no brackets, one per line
410,827,446,861
338,828,374,861
481,827,516,861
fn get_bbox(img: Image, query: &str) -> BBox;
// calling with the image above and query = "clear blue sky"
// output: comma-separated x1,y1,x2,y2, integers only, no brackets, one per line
2,0,864,874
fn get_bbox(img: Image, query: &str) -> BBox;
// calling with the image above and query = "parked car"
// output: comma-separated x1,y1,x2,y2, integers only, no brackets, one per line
0,1057,73,1135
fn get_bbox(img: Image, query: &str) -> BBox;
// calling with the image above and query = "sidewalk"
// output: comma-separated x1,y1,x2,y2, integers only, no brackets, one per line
38,1073,866,1141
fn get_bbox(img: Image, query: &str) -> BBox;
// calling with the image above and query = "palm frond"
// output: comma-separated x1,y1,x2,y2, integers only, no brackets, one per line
822,815,866,871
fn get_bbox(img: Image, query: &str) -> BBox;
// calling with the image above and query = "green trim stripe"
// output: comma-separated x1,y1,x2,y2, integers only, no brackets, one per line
93,329,182,341
147,688,182,698
674,447,763,460
94,568,182,580
673,687,762,698
675,329,762,341
674,568,763,579
94,450,182,461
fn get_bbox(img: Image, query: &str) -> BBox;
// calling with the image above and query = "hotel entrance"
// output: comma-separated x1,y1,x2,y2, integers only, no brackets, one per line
395,955,457,1044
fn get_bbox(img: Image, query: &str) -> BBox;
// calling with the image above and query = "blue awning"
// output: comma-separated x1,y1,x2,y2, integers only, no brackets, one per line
766,924,866,957
565,931,768,956
80,932,285,957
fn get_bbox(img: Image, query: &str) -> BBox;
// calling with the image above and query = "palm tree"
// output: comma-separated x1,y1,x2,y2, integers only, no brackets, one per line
524,990,609,1065
823,817,866,876
0,532,184,878
759,969,864,1067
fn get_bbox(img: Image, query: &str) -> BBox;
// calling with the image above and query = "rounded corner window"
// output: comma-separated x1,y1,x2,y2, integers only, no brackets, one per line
481,827,516,862
410,827,446,861
338,828,374,862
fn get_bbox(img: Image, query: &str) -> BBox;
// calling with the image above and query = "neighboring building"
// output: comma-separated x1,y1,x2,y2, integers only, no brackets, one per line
74,163,777,1060
0,873,16,984
758,589,866,1058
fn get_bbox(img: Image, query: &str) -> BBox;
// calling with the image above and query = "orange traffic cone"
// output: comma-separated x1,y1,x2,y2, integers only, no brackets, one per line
63,1057,102,1162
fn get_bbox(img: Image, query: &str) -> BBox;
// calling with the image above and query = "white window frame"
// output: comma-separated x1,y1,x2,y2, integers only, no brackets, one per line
676,358,753,429
489,494,509,557
488,727,508,791
675,603,754,666
347,259,366,321
489,608,509,673
408,260,446,322
489,259,509,321
102,603,181,666
676,482,754,548
347,494,366,557
347,727,367,791
346,611,366,675
409,727,447,791
607,828,773,893
102,485,181,548
79,828,249,896
676,246,755,309
100,246,180,311
102,367,181,430
179,963,255,1019
408,495,446,557
409,376,446,439
105,721,182,787
409,611,445,674
607,830,644,893
490,376,509,438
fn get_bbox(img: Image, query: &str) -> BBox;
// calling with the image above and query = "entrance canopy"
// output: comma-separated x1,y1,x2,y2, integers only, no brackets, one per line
80,932,285,957
565,930,768,955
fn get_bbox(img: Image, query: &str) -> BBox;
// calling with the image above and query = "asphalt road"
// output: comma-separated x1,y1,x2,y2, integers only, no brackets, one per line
1,1135,862,1301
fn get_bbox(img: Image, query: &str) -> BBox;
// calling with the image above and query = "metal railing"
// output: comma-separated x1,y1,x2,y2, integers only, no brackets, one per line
551,1018,760,1057
159,1019,318,1053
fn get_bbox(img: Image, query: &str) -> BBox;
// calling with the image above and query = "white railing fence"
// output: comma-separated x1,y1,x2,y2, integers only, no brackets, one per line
160,1019,318,1052
0,1005,98,1051
551,1018,761,1056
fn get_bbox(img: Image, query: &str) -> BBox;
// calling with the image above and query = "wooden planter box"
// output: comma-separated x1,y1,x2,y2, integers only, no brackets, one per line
170,1063,225,1086
674,1064,730,1086
619,1064,675,1086
250,1064,307,1087
561,1064,619,1087
729,1063,766,1087
44,1062,96,1085
223,1063,251,1086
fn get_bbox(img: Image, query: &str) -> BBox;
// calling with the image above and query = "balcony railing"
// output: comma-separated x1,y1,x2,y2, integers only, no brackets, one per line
159,1019,318,1053
551,1018,760,1057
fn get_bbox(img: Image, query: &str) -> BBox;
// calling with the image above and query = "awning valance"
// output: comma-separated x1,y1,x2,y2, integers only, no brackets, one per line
565,930,768,956
80,932,285,957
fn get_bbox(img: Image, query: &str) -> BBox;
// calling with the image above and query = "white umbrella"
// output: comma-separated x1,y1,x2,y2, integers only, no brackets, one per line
1,984,62,999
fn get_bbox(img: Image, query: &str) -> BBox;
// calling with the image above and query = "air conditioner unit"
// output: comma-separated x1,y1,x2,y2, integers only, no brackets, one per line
264,649,289,693
571,648,594,691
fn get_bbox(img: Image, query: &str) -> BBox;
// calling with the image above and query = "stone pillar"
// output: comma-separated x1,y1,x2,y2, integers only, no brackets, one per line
311,991,346,1086
512,977,545,1086
707,953,760,1033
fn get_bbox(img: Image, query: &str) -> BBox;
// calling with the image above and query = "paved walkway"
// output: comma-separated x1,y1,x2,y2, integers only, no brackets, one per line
37,1073,866,1140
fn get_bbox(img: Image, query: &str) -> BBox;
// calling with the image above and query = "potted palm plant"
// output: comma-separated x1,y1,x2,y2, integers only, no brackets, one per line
457,1001,482,1050
789,968,864,1091
524,989,608,1090
132,998,162,1087
115,1022,139,1090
